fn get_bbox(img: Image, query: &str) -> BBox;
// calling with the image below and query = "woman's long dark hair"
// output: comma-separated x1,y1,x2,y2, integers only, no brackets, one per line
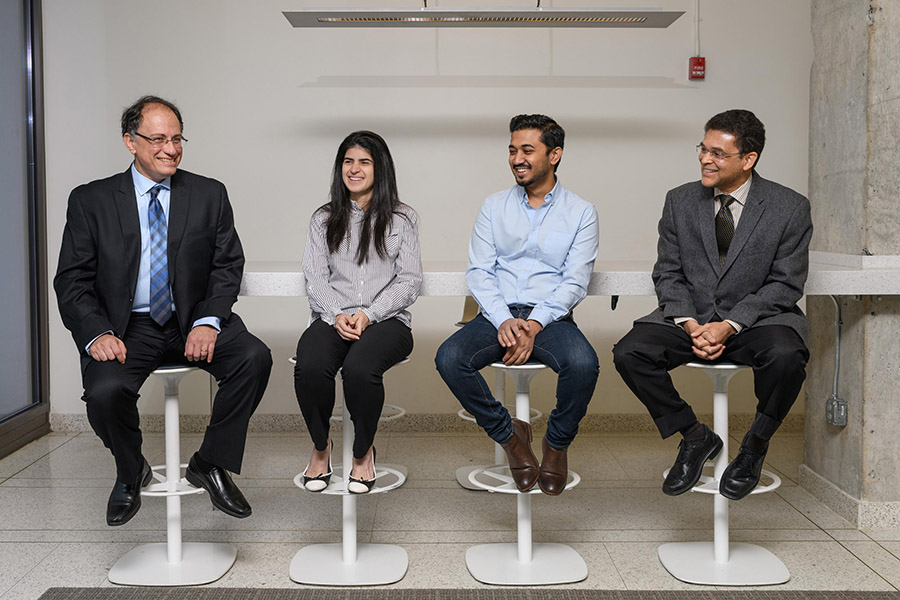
322,131,401,265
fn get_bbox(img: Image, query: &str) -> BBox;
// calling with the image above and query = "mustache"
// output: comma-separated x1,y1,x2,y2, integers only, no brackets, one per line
513,162,531,169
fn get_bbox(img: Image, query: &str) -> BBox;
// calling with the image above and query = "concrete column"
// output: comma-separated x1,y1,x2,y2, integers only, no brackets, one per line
804,0,900,527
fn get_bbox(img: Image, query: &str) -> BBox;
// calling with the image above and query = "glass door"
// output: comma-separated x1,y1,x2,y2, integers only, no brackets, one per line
0,0,49,458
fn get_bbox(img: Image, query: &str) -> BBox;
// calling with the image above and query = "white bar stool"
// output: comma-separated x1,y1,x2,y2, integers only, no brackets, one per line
108,365,237,586
658,361,789,586
455,365,542,490
288,357,409,586
465,362,587,586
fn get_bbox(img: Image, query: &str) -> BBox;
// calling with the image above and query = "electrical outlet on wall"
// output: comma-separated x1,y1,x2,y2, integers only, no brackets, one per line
826,395,848,427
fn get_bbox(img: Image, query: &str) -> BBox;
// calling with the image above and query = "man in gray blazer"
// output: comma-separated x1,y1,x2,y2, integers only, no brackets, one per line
613,109,812,500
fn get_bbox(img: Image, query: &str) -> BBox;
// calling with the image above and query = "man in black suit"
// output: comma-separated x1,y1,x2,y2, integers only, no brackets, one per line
54,95,272,526
613,109,812,500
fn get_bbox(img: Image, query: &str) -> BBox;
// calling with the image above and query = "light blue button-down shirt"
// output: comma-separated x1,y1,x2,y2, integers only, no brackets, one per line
130,165,219,331
466,180,599,329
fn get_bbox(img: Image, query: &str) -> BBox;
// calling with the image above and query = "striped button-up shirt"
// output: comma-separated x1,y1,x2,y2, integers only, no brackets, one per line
303,202,422,328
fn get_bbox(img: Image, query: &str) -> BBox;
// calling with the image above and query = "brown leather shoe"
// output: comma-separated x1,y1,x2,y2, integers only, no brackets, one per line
501,419,539,492
539,437,568,496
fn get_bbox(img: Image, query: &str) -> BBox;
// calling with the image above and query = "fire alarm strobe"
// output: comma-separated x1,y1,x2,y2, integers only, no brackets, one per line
689,56,705,80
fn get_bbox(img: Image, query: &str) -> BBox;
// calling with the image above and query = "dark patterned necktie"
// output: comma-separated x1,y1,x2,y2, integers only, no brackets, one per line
148,185,172,325
715,194,736,267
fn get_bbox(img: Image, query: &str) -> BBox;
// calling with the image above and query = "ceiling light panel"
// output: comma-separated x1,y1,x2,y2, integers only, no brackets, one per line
283,8,684,28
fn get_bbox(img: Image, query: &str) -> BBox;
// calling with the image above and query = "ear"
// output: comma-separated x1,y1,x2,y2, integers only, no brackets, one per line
741,151,758,172
123,133,137,156
549,146,562,167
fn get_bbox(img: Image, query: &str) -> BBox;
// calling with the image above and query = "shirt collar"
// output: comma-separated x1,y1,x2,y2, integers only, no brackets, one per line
715,173,752,206
517,178,561,207
131,163,171,197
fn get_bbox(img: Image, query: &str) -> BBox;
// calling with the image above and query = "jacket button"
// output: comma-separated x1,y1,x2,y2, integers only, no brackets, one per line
715,299,721,305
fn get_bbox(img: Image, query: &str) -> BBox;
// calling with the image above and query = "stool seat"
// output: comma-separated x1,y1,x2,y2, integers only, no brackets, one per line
684,360,744,370
489,360,549,372
108,363,236,586
151,364,197,375
656,360,789,586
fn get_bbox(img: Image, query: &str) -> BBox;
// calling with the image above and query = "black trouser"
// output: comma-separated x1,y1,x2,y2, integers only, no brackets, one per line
294,318,413,459
612,323,808,440
81,313,273,482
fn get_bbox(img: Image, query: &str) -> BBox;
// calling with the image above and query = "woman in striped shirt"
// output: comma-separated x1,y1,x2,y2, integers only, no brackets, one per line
295,131,422,494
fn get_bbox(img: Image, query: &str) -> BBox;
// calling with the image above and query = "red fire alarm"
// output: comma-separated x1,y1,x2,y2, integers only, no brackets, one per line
689,56,706,80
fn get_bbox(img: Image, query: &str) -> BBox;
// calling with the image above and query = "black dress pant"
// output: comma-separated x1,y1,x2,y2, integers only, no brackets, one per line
613,323,808,440
81,313,272,482
294,318,413,459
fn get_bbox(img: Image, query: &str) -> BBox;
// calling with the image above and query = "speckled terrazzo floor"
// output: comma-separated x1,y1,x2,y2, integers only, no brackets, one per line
2,430,899,599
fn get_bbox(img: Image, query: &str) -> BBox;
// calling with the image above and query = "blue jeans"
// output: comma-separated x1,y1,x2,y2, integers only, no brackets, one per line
435,308,599,449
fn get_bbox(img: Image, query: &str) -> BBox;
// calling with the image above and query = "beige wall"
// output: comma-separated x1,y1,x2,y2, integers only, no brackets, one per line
43,0,813,420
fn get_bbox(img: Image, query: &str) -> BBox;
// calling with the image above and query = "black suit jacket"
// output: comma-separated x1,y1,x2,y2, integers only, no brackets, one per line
635,172,813,342
54,167,246,353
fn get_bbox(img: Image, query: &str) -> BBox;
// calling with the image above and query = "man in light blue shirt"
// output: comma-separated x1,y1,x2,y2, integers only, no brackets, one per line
436,114,599,495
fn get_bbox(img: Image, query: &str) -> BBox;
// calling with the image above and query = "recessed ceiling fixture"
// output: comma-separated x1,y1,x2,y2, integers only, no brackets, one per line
283,5,684,28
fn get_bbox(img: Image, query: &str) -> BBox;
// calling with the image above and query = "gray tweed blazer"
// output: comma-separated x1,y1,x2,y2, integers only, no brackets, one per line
635,171,813,343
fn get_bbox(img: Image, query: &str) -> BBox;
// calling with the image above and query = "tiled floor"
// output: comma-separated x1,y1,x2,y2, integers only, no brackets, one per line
1,429,899,598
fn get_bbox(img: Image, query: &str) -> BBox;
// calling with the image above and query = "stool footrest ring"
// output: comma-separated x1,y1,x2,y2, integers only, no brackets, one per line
143,464,205,497
661,463,782,496
292,464,407,495
468,464,580,495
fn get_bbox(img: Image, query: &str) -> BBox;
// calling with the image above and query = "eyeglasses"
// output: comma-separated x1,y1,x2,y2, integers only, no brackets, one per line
133,132,188,148
696,144,741,160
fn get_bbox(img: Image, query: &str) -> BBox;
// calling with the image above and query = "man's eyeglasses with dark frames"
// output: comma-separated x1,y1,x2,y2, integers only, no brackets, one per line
696,144,742,161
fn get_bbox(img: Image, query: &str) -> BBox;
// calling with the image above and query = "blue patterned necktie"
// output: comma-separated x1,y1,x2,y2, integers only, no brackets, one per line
148,185,173,325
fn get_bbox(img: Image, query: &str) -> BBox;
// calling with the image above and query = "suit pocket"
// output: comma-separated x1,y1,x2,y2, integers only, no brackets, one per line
183,226,216,245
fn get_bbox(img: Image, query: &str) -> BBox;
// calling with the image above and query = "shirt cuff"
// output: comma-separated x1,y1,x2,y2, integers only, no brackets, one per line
525,308,552,328
673,317,696,326
86,330,114,353
192,317,221,332
484,308,515,330
725,319,743,333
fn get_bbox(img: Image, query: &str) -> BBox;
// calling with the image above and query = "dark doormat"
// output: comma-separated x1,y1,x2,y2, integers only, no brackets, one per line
36,590,900,600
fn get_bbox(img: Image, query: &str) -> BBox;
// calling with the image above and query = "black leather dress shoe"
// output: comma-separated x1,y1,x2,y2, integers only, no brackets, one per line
662,425,722,496
185,454,252,518
107,458,152,526
719,445,767,500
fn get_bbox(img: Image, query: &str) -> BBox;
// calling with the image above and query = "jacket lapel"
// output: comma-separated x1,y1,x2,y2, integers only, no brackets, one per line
697,186,720,272
167,170,190,281
114,169,141,291
721,174,765,274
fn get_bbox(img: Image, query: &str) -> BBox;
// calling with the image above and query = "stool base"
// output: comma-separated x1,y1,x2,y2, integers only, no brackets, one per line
466,543,587,585
658,541,789,586
108,542,237,586
289,543,408,586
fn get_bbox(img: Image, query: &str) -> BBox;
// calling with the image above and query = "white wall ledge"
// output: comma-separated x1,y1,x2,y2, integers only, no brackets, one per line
241,253,900,298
